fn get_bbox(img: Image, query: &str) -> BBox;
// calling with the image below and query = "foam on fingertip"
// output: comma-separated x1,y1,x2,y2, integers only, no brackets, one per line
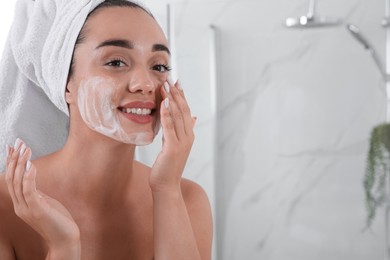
26,160,31,171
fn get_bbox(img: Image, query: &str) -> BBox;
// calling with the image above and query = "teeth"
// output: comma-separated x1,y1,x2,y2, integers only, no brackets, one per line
122,108,152,115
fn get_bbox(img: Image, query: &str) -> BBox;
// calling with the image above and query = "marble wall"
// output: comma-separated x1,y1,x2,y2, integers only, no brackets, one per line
158,0,389,259
217,0,387,259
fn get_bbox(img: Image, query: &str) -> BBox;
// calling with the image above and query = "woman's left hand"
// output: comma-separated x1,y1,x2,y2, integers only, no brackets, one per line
149,80,196,193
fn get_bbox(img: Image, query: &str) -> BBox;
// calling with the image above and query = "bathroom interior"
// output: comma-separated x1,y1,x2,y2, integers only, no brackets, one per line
1,0,389,259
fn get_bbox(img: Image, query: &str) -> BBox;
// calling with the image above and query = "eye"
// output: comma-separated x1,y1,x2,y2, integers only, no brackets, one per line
152,64,172,73
105,59,127,67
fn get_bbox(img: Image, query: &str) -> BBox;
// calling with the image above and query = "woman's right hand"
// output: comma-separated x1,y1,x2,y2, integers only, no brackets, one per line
5,139,81,259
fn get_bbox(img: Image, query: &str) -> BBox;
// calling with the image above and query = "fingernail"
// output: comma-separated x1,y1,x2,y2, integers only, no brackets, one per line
164,98,170,108
164,82,170,93
26,160,31,171
167,75,174,86
20,144,26,156
6,144,10,157
27,148,32,161
177,80,183,90
14,138,22,150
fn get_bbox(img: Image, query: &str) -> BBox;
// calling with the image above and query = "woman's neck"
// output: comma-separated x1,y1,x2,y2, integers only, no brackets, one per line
46,134,137,212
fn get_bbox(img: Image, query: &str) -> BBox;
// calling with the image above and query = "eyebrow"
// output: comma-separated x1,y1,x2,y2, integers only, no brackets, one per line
95,39,171,55
152,44,171,55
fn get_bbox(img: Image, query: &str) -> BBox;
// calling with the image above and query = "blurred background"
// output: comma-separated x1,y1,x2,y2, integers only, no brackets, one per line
1,0,388,259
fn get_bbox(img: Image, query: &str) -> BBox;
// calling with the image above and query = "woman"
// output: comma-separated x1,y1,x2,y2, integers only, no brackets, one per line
0,0,213,259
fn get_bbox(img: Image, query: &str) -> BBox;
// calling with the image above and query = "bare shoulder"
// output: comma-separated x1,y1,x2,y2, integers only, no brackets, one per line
129,161,214,259
179,178,213,227
180,178,213,260
0,173,17,260
180,178,211,210
135,160,211,208
134,160,212,209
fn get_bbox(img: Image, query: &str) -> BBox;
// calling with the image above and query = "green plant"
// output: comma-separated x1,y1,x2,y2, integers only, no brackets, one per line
365,123,390,228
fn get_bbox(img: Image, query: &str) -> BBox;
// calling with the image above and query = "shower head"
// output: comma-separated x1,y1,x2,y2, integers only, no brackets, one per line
285,15,341,28
346,24,371,50
285,0,342,29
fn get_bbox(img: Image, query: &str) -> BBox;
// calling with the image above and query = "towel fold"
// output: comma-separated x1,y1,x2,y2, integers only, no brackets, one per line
0,0,106,171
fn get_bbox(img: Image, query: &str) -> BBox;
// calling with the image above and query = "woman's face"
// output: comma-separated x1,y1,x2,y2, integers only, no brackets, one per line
66,7,170,146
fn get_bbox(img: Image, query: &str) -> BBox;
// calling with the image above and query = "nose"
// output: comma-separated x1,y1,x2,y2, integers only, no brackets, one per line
128,67,155,94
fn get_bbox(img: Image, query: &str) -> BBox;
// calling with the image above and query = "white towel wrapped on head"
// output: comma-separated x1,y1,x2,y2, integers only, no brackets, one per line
0,0,106,171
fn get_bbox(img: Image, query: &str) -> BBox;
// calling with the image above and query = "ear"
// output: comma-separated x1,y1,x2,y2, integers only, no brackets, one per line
65,81,76,104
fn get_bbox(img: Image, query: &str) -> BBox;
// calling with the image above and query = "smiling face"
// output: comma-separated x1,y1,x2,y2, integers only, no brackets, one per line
65,7,170,145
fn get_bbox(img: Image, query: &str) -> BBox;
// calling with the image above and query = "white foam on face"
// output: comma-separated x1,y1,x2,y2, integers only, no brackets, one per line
77,77,161,145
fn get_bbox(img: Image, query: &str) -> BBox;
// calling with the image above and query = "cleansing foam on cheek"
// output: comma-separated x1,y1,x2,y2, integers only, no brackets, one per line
77,77,160,145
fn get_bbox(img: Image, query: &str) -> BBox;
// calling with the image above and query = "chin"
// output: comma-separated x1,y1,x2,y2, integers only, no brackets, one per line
85,121,158,146
120,131,156,146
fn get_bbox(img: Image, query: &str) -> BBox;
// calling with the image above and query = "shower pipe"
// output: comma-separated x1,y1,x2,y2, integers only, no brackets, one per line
347,1,390,259
286,0,390,258
347,0,390,116
346,24,387,81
